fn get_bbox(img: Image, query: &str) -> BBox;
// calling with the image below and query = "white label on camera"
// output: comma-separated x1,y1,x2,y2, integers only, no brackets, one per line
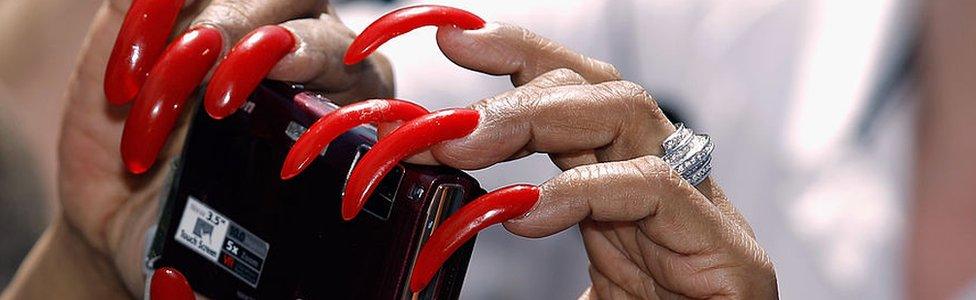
174,196,269,287
175,197,230,262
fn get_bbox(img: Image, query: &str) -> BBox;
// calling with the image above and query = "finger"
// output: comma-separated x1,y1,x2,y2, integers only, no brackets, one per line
150,267,195,300
407,158,717,293
581,221,657,297
104,0,191,105
343,5,486,65
398,68,587,166
436,22,621,86
204,24,296,119
697,178,756,238
589,266,640,300
636,232,774,299
206,14,396,119
272,14,394,103
505,155,725,255
121,0,327,172
428,81,673,170
190,0,326,53
279,99,429,180
341,6,616,86
589,267,612,299
408,185,539,292
121,26,222,173
520,68,588,89
341,109,479,220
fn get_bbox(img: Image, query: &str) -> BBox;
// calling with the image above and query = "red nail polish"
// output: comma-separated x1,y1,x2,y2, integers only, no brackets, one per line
104,0,186,105
410,184,539,292
280,99,429,180
150,267,195,300
121,27,222,174
341,109,480,220
205,25,295,119
344,5,485,65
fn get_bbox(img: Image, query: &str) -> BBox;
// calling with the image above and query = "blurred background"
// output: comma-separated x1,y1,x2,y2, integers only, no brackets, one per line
1,0,974,299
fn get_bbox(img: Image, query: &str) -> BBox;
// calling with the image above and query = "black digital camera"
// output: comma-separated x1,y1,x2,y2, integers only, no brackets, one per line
145,81,483,299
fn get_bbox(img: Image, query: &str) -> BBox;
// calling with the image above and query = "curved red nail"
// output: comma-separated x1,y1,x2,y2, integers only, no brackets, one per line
104,0,186,105
205,25,295,119
409,184,540,292
344,5,485,65
281,99,429,180
150,267,195,300
341,109,480,220
121,27,222,174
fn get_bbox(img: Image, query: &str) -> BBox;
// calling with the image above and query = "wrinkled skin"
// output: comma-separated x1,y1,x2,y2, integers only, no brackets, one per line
52,1,776,299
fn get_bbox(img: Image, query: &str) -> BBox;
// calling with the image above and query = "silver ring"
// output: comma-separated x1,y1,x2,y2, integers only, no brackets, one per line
661,124,713,186
662,127,694,165
687,162,711,186
662,123,692,151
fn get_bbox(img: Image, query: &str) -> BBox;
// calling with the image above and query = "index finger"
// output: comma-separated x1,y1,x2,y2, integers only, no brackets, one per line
435,22,622,85
506,155,724,251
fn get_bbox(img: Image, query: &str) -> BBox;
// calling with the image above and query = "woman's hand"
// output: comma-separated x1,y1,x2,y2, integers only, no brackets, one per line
50,0,391,297
415,23,778,299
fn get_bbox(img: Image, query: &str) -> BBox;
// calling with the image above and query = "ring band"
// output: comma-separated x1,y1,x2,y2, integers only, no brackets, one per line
661,123,713,186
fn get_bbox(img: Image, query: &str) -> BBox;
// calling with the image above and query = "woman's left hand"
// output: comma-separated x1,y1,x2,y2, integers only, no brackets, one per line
412,23,778,299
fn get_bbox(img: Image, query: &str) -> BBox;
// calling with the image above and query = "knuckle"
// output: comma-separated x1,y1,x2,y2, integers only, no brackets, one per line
477,87,542,121
560,163,604,187
493,22,538,46
323,15,358,39
590,58,622,80
547,67,577,77
196,1,258,36
607,81,666,124
632,155,684,190
524,69,569,89
543,68,585,83
620,81,659,110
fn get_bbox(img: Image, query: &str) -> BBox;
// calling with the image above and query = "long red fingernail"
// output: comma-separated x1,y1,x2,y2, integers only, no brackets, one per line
281,99,429,180
205,25,295,119
150,267,195,300
121,27,222,174
341,109,480,220
409,184,540,292
344,5,485,65
104,0,186,105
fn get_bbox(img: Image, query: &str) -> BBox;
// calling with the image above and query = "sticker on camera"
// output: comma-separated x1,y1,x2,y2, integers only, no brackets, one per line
175,197,269,287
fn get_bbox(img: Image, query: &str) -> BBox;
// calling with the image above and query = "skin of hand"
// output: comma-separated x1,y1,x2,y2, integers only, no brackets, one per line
3,3,777,299
3,0,393,298
910,0,976,298
398,23,778,299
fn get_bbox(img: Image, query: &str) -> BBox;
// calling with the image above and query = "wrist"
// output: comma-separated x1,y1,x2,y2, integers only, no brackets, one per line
1,214,131,300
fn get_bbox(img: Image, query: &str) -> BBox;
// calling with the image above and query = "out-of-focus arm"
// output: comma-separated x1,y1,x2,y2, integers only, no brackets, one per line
910,1,976,299
0,215,131,300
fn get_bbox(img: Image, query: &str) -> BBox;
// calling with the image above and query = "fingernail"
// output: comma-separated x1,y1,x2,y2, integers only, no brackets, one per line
344,5,485,65
150,267,195,300
104,0,186,105
341,109,480,220
205,25,295,119
280,99,429,180
121,27,222,174
409,184,540,292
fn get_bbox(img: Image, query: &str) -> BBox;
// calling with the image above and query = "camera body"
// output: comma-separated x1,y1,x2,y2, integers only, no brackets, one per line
146,81,482,299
